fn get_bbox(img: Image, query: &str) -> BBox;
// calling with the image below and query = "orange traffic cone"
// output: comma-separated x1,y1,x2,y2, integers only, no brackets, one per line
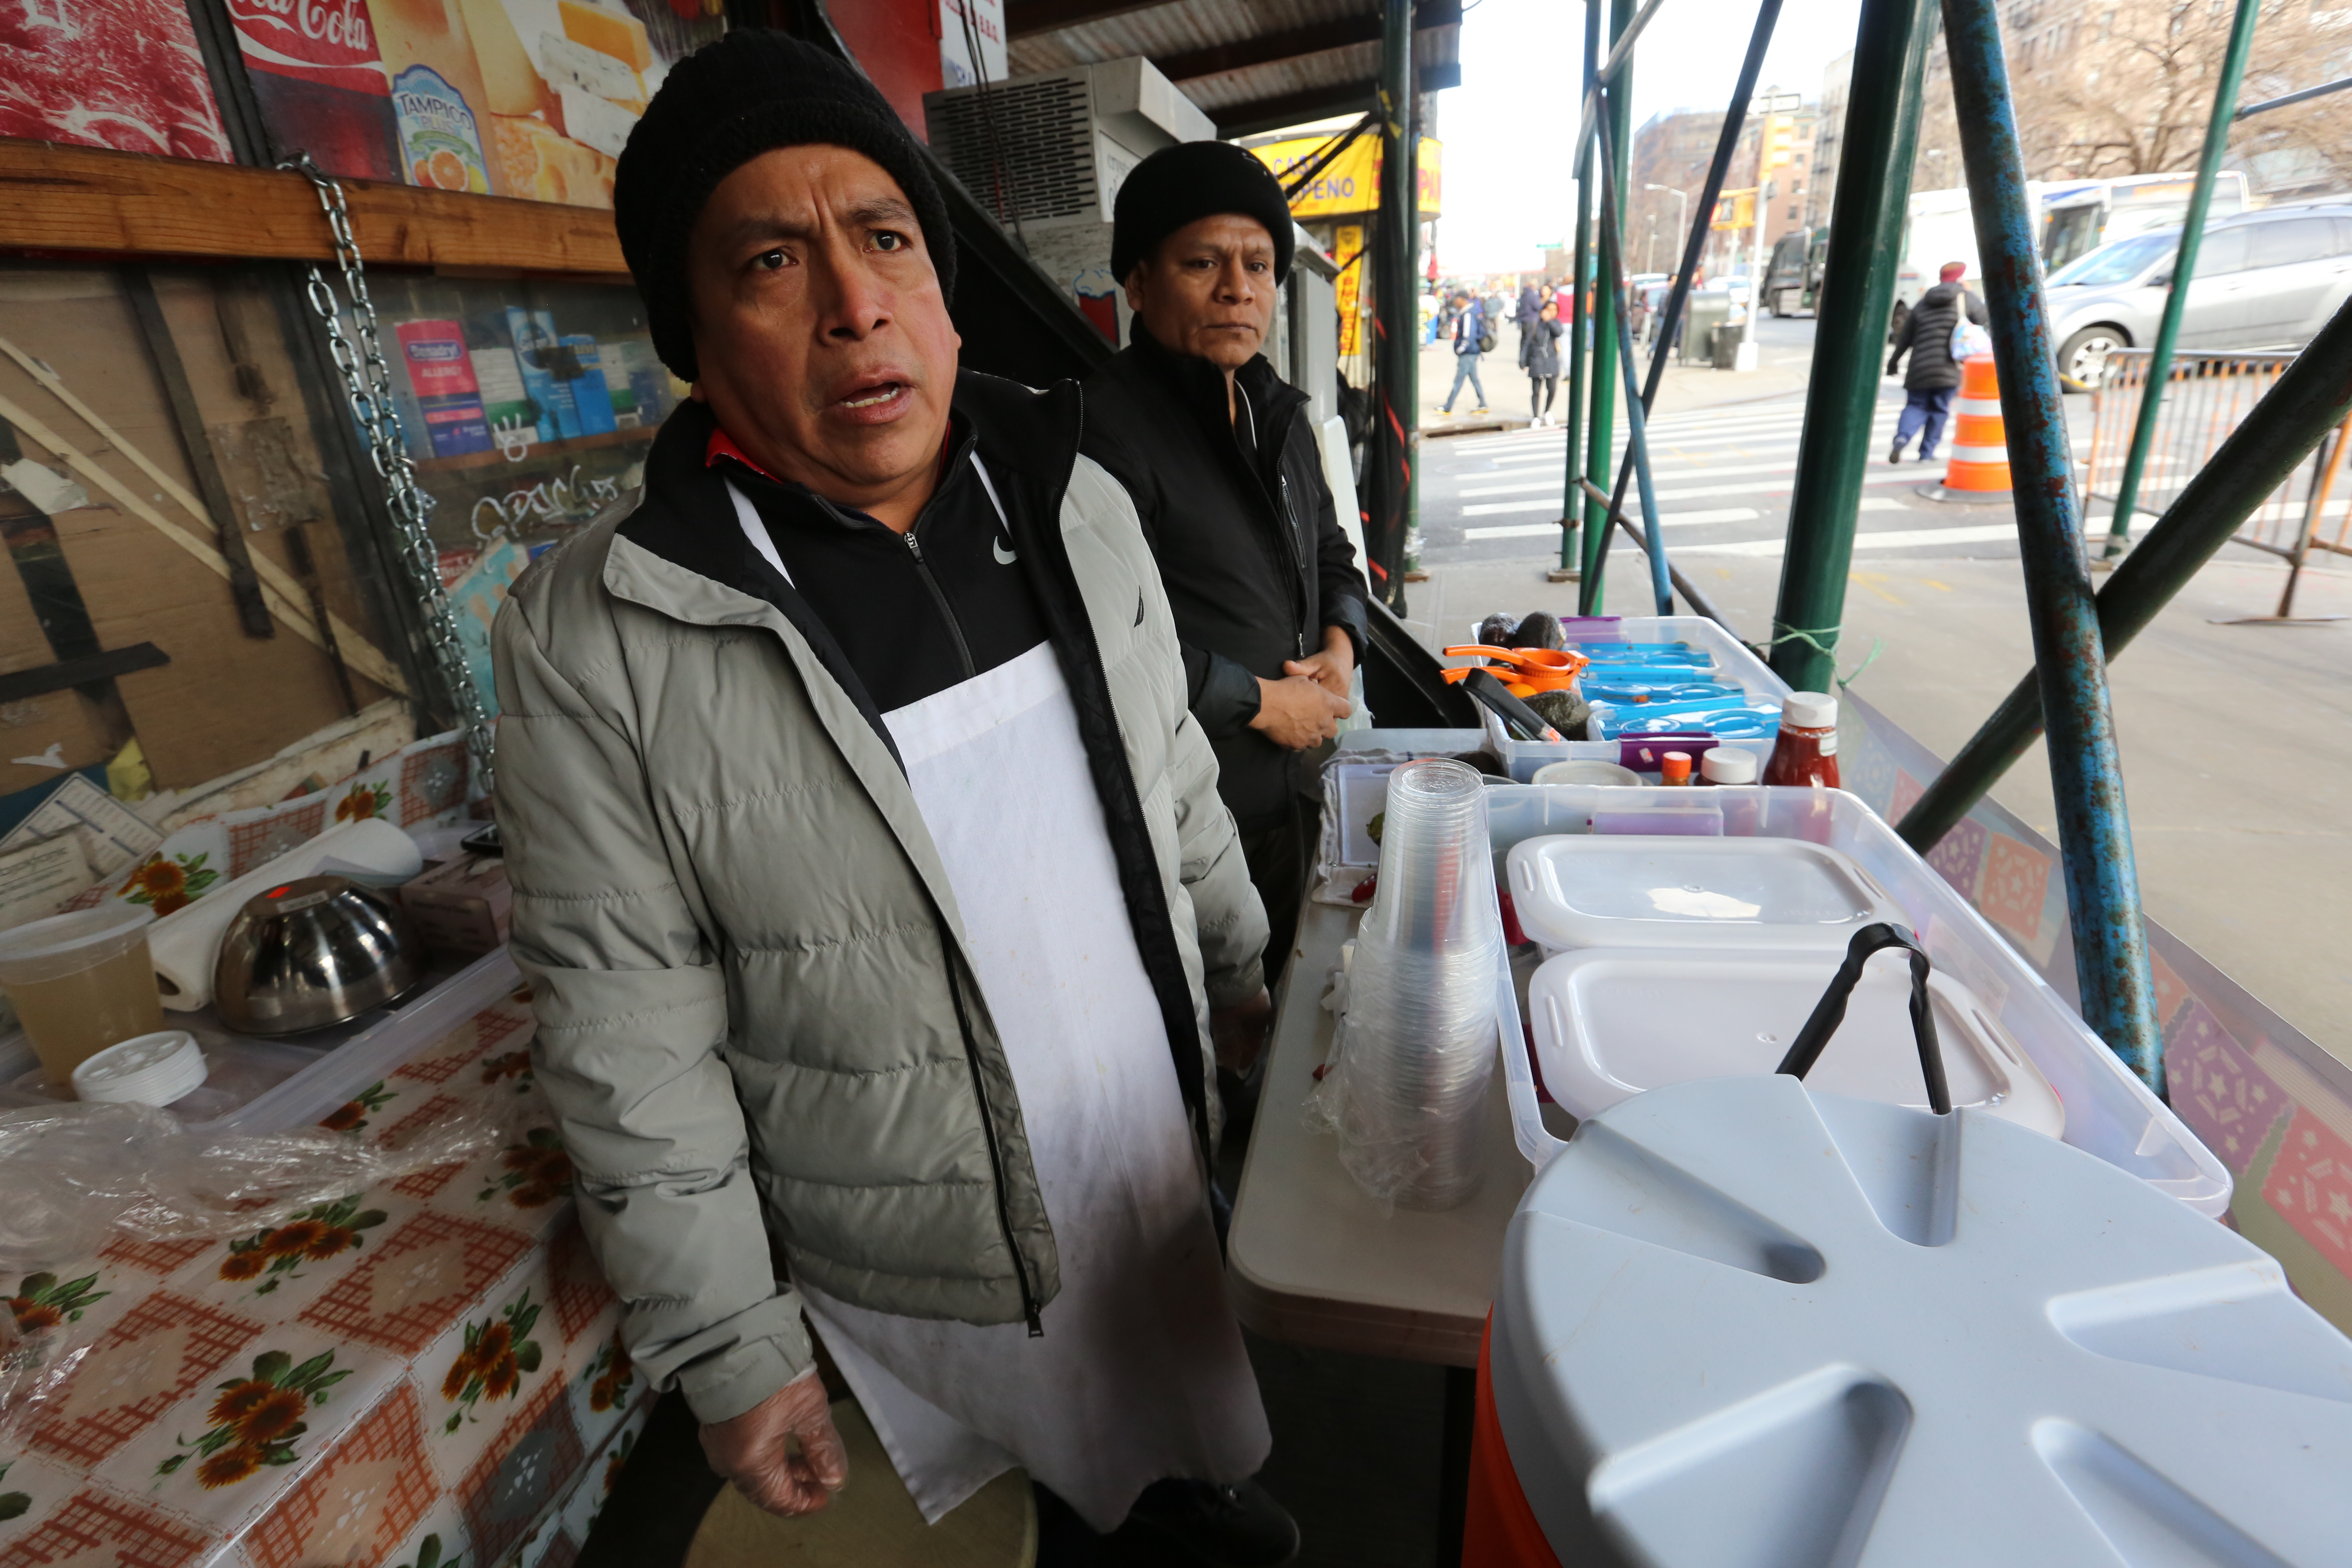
1927,354,2011,501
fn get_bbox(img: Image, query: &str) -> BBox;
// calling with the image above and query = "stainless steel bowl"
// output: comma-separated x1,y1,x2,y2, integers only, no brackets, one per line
213,874,424,1035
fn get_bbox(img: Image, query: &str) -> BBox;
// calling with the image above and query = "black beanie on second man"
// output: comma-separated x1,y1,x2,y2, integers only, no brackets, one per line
613,30,956,382
1111,141,1296,287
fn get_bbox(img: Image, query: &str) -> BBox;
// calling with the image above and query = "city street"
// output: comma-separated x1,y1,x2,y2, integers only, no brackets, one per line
1391,311,2352,1066
1416,314,2041,571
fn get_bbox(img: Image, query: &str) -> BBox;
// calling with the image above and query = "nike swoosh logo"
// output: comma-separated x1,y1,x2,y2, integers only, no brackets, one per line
992,537,1018,565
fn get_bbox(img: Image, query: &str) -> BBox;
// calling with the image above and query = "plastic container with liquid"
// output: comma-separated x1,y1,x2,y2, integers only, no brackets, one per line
1763,690,1840,788
0,905,163,1086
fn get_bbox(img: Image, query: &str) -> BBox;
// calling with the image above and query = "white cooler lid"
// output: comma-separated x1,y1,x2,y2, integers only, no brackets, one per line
1506,835,1904,952
1492,1076,2352,1567
1526,947,2064,1136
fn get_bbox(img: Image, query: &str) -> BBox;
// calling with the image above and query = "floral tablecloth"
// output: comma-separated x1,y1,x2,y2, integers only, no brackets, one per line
0,978,649,1568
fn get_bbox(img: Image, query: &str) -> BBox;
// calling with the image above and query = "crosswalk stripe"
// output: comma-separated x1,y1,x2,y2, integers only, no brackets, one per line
1454,471,1938,504
1675,523,2017,557
1464,506,1762,536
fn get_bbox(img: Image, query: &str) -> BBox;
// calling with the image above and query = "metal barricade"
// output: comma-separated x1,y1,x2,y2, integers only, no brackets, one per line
2087,349,2352,618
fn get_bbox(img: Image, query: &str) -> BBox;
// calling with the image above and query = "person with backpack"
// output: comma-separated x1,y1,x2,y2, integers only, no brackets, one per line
1521,299,1565,425
1441,291,1492,415
1885,261,1989,463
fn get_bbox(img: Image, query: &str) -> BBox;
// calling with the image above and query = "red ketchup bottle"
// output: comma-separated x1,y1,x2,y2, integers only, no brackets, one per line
1764,692,1841,789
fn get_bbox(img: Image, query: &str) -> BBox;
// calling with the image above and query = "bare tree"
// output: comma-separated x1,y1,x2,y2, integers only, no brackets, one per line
1906,0,2352,194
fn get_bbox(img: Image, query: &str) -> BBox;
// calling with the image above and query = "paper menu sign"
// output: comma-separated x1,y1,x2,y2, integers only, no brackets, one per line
0,773,163,883
0,834,93,930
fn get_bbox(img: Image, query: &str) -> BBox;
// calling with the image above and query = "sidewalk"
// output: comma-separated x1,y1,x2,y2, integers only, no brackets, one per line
1392,543,2352,1067
1416,320,1817,439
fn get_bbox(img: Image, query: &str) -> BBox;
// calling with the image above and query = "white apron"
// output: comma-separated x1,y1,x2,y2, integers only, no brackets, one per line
796,638,1270,1532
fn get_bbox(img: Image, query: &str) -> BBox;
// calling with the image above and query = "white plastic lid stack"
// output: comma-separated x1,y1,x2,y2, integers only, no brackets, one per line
1525,947,2065,1134
1490,1075,2352,1567
1781,690,1838,729
1699,748,1758,784
71,1029,207,1107
1506,835,1906,952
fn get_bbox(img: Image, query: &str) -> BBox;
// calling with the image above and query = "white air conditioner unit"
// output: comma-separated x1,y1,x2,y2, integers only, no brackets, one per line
926,57,1215,343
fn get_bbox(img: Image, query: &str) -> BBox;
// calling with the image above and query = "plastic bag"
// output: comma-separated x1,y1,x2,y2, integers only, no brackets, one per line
0,1080,545,1273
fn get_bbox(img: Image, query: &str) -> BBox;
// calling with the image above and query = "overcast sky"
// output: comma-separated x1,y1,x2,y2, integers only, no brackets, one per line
1434,0,1865,274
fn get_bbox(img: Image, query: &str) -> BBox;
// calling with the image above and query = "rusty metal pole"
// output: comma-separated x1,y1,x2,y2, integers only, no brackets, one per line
1940,0,2163,1087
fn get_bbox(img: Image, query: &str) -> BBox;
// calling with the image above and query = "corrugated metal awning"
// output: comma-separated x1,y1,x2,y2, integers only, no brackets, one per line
1006,0,1461,138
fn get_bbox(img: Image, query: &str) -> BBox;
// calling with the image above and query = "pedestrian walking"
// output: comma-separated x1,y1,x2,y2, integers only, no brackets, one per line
1886,261,1989,463
1521,300,1564,424
1441,292,1492,414
1515,280,1542,342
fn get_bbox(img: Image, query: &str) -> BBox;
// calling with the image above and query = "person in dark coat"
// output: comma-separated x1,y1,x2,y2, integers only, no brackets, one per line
1520,300,1565,424
1083,141,1371,1020
1886,261,1989,463
1441,292,1490,414
1515,281,1543,340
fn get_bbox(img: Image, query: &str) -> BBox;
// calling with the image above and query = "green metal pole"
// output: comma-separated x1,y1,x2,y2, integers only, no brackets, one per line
1765,0,1938,691
1578,0,1633,608
1370,0,1416,609
2101,0,2262,557
1559,0,1601,584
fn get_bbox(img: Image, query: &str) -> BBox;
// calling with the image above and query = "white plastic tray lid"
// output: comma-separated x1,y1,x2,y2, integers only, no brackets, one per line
1526,948,2064,1136
1507,834,1903,950
1493,1075,2352,1568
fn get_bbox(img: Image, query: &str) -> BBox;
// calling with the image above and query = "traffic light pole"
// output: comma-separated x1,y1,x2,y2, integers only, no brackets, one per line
1370,0,1417,610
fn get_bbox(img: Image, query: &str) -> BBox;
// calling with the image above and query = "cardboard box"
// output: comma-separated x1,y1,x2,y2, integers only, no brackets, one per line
399,851,509,956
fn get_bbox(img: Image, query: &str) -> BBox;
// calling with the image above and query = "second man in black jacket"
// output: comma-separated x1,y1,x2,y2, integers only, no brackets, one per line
1083,142,1371,1031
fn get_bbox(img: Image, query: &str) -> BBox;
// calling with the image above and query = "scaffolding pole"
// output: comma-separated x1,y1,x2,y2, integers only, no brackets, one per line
2100,0,2263,556
1765,0,1936,692
1555,0,1603,582
1898,296,2352,849
1369,0,1418,610
1577,0,1635,610
1940,0,2163,1088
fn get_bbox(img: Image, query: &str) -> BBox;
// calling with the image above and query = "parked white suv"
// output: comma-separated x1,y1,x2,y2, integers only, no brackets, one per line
2047,203,2352,389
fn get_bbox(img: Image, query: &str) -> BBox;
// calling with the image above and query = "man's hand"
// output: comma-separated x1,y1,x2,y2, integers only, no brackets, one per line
1211,987,1276,1074
699,1370,848,1517
1285,625,1356,699
1252,673,1351,750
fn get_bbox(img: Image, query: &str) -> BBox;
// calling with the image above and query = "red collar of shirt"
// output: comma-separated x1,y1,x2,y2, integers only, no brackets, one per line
704,424,779,482
704,420,964,492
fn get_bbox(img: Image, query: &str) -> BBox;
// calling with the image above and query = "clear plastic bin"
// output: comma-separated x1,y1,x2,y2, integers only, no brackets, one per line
0,949,522,1137
1482,783,2230,1216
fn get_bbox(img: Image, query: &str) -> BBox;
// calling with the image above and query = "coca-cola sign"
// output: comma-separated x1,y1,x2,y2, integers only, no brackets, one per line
228,0,385,77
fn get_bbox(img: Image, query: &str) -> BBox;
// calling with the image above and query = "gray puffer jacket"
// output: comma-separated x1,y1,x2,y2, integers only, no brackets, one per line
492,375,1267,1425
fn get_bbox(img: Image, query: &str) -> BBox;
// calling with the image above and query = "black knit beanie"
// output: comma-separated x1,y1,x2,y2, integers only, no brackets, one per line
1111,140,1296,287
614,30,956,381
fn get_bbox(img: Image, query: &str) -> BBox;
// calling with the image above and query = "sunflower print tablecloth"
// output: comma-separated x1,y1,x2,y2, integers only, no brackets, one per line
0,980,651,1568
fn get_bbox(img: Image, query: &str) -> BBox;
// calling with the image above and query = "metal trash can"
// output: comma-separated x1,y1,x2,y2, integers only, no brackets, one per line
1711,323,1744,369
1675,296,1728,366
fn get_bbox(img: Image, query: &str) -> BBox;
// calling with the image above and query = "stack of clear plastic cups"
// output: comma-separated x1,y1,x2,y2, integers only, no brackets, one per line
1333,757,1502,1209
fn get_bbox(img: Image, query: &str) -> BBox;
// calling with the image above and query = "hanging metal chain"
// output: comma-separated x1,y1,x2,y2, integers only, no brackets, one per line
280,155,495,800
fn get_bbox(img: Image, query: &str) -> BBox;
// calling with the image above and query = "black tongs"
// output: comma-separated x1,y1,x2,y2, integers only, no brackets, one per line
1775,923,1953,1115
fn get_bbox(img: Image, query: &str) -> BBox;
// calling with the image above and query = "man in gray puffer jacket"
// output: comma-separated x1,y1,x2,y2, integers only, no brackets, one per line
1886,261,1989,463
493,30,1294,1566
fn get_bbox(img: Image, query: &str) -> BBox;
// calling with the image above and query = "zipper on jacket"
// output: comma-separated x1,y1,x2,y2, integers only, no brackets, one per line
903,530,978,681
939,924,1045,1336
1276,471,1309,657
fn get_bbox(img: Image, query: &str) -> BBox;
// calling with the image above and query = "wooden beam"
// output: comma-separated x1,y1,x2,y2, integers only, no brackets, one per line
1158,4,1459,84
0,140,628,278
0,644,169,704
1212,62,1462,139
